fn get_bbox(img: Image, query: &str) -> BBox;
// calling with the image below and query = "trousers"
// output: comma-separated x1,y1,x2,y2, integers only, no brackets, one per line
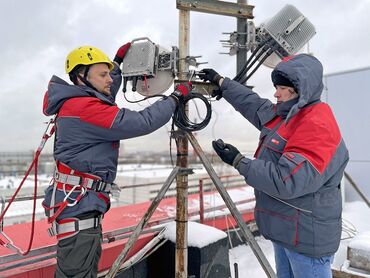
273,243,334,278
55,225,102,278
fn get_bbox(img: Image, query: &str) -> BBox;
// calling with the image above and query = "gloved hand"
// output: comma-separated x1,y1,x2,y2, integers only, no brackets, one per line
170,81,193,103
211,89,223,101
199,68,223,86
113,42,131,65
212,139,244,168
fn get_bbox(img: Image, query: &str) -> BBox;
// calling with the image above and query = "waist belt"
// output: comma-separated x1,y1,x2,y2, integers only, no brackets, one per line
54,171,114,192
48,215,102,240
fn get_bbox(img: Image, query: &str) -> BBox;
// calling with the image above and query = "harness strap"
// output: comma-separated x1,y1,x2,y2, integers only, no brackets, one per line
54,172,114,192
45,162,115,239
47,216,102,240
47,201,68,224
48,191,86,225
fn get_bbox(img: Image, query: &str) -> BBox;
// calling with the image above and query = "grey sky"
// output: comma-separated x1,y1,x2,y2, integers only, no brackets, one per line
1,0,369,154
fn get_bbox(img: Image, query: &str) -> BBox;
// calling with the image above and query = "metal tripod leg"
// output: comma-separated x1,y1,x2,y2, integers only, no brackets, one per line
106,167,180,278
186,132,276,278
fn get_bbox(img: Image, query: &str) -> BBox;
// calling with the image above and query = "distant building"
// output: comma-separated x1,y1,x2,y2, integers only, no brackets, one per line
322,66,370,200
0,151,54,176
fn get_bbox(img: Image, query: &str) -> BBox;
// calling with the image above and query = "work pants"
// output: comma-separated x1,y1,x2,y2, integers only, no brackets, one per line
55,225,102,278
273,243,334,278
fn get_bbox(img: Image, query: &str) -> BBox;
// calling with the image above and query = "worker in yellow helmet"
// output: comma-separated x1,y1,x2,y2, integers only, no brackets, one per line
65,45,115,93
42,44,192,277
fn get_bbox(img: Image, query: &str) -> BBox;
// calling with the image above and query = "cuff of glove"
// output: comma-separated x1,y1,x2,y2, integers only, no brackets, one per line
213,74,222,86
113,55,123,65
218,77,224,87
232,153,244,169
169,93,180,104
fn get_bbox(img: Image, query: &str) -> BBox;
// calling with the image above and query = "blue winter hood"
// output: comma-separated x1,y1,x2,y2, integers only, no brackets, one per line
271,54,324,121
43,75,115,116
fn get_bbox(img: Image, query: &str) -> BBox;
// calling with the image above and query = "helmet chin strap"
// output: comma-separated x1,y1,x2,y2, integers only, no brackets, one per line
78,65,99,92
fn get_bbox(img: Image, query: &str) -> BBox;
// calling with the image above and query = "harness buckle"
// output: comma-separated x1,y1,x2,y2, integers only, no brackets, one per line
92,180,113,192
47,225,57,237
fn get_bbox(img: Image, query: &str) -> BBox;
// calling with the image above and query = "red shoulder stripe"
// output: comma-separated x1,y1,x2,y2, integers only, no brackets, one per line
282,103,341,174
265,116,283,129
43,91,49,116
59,97,120,129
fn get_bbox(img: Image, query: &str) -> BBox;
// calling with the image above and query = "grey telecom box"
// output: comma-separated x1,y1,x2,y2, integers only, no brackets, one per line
259,4,316,56
121,38,158,78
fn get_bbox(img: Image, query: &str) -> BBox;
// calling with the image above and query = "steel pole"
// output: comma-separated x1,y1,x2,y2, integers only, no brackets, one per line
186,132,276,278
176,8,190,278
237,0,247,81
105,168,180,278
344,171,370,207
199,179,205,224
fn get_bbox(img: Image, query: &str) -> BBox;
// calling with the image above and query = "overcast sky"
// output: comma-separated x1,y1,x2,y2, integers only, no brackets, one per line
1,0,369,155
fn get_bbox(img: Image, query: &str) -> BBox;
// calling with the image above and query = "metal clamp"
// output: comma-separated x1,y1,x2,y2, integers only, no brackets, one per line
130,37,154,44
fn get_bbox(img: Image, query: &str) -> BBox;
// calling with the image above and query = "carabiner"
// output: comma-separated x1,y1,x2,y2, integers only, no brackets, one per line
63,185,86,207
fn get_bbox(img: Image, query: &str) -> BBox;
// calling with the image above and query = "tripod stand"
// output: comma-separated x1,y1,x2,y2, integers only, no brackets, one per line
106,131,276,278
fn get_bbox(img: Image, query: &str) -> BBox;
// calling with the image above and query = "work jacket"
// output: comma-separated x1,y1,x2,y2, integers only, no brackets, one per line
221,54,349,258
42,65,176,220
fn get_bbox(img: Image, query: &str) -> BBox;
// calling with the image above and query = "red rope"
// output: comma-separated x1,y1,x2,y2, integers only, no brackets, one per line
0,150,41,255
24,153,39,255
0,117,55,255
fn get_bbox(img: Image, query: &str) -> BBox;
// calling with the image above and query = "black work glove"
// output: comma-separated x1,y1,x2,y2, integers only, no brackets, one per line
199,68,223,86
212,139,244,168
113,42,131,65
211,89,223,101
170,81,193,104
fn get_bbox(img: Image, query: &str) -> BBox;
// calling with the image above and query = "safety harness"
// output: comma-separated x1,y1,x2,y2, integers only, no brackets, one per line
44,161,116,240
0,115,119,256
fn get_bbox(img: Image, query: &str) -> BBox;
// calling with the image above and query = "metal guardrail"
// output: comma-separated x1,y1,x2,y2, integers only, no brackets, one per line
0,162,253,268
2,173,246,203
0,198,255,272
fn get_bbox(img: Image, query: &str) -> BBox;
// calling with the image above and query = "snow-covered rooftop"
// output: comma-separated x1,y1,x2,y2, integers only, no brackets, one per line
164,221,227,248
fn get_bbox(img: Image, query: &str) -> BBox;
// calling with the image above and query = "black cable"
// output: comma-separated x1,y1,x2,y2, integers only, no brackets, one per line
169,121,176,168
233,41,266,82
233,37,272,82
172,92,212,132
234,43,270,83
123,92,166,104
238,42,280,84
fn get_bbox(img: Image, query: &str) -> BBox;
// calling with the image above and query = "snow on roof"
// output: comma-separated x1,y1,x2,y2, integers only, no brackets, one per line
0,175,51,189
233,201,370,277
332,201,370,273
3,199,45,219
189,186,255,220
116,163,231,178
349,231,370,252
164,221,227,248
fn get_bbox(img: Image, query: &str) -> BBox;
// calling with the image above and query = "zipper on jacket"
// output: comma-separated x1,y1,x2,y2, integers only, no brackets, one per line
257,119,284,159
265,192,313,213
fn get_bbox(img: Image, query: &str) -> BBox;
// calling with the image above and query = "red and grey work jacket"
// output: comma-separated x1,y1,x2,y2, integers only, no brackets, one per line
42,65,177,220
221,54,349,258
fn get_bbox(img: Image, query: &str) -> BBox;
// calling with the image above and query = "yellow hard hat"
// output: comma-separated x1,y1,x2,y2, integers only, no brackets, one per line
65,46,114,73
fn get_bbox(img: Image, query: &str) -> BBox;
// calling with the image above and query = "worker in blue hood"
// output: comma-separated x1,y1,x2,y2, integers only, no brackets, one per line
42,44,191,277
199,54,349,278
